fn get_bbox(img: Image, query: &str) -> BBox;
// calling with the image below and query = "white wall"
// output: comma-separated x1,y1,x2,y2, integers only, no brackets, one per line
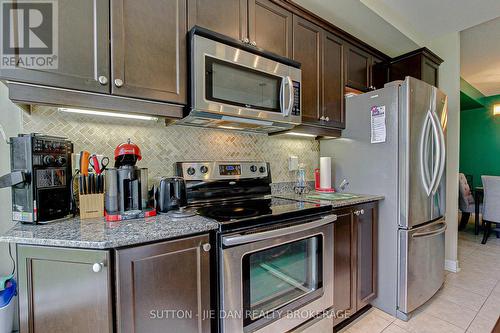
425,33,461,271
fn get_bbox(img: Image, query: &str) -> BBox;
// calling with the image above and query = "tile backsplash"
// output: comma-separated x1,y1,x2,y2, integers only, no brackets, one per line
23,106,320,183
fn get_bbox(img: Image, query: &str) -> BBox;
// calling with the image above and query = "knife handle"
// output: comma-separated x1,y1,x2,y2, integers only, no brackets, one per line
80,151,90,176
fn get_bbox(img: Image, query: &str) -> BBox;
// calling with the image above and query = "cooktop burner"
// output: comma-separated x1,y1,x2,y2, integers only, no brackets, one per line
194,196,332,230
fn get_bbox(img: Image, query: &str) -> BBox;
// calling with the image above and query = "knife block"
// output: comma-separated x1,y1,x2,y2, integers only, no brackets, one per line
79,194,104,219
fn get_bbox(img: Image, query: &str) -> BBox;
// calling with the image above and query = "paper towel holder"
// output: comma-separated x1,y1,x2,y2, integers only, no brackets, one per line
314,168,335,192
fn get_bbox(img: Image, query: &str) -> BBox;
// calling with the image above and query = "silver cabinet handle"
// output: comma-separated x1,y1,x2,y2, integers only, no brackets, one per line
242,38,250,44
92,262,104,273
360,209,365,215
202,243,211,252
354,210,360,216
251,41,257,46
98,76,108,85
320,116,325,121
325,116,330,122
114,78,124,87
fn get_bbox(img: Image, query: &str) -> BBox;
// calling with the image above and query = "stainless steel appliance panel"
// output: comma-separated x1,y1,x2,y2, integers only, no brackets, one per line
192,34,301,124
399,77,447,229
397,219,446,317
220,215,335,333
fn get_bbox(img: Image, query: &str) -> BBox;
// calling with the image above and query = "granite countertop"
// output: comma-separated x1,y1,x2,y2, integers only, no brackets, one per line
275,192,384,208
0,213,219,249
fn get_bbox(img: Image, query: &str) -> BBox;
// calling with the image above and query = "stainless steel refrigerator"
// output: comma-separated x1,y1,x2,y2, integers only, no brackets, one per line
321,77,448,320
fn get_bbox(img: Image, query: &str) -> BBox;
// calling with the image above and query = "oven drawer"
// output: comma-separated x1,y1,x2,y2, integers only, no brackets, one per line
220,214,335,333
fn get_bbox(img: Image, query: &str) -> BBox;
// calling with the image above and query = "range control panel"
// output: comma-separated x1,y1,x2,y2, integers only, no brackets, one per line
176,161,269,181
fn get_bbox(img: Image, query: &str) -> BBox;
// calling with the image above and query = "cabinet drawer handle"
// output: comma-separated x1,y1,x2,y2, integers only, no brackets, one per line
320,116,325,121
325,116,330,122
98,76,108,85
360,209,365,215
242,38,250,44
92,262,104,273
251,41,257,47
114,78,124,87
202,243,211,252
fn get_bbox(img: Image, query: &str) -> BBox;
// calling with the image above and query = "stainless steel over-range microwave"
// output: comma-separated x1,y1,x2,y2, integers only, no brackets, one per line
178,27,302,133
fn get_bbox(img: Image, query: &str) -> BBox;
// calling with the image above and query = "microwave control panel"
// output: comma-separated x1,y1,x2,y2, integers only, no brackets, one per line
292,81,301,116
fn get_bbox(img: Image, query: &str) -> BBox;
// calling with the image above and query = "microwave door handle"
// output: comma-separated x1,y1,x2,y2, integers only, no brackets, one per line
222,214,337,247
280,77,286,114
285,76,294,116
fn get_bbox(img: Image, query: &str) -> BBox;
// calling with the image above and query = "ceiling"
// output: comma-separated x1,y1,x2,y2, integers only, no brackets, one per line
292,0,419,57
360,0,500,42
461,17,500,96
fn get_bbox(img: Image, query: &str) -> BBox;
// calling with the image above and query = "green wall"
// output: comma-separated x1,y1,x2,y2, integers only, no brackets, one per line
460,94,500,187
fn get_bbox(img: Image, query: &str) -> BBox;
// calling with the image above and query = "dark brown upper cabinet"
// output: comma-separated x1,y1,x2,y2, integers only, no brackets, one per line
345,44,372,92
188,0,248,41
389,47,443,87
111,0,187,103
292,15,322,124
322,31,345,128
248,0,293,57
0,0,110,94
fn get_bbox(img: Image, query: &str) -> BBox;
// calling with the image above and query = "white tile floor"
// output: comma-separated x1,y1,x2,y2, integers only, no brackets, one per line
339,216,500,333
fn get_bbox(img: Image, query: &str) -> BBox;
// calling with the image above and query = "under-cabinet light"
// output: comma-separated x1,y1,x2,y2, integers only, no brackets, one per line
58,108,159,121
285,132,316,138
494,104,500,116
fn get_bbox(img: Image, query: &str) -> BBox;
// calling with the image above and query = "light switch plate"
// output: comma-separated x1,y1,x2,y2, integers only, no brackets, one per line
288,156,299,171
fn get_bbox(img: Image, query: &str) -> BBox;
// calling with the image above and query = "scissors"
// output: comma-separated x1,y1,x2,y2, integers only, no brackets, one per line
89,154,110,175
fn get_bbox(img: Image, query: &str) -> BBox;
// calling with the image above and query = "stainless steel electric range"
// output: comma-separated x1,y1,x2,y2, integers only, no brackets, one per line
176,161,336,333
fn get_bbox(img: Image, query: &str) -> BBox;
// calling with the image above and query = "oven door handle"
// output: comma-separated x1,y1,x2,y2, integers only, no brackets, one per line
222,214,337,247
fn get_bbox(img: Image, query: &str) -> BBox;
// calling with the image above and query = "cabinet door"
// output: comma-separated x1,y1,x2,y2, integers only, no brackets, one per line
371,56,388,90
421,57,439,87
355,203,378,309
248,0,292,57
0,0,109,93
111,0,186,103
332,209,356,326
18,245,112,333
345,44,371,92
116,234,211,333
292,15,322,124
322,31,345,129
188,0,247,41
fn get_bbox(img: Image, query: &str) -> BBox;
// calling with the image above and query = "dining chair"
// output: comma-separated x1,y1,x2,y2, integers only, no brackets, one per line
481,175,500,244
459,173,480,230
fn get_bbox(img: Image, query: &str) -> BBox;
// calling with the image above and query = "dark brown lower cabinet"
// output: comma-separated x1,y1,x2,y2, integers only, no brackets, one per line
17,245,113,333
332,202,378,327
115,234,211,333
17,233,212,333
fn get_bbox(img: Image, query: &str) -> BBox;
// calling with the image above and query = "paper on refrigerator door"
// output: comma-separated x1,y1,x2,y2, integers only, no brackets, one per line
371,105,386,143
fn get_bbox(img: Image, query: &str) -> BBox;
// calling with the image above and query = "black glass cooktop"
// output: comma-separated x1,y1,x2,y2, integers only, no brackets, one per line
194,196,332,231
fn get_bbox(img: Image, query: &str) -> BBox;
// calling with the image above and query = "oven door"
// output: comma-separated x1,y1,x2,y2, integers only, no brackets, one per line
220,214,335,333
193,34,301,124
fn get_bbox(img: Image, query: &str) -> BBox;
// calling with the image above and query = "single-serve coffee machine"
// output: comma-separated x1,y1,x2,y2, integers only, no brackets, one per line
104,140,155,221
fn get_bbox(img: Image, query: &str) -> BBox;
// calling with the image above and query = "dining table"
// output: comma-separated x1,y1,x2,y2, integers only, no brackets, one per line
474,186,484,235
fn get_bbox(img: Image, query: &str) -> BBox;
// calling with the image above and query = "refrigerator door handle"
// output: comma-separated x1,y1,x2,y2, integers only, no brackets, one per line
411,222,447,238
430,93,447,195
419,112,434,196
427,110,442,196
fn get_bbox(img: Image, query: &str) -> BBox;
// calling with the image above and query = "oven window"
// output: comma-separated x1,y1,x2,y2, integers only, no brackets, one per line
205,56,282,112
242,236,323,326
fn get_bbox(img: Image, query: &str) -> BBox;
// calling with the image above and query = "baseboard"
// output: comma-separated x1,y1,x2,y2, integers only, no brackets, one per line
445,259,460,273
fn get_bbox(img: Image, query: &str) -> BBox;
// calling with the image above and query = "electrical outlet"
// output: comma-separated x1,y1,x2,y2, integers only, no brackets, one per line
288,156,299,171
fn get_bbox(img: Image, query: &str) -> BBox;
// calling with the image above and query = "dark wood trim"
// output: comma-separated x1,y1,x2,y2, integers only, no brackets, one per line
274,0,390,61
390,47,443,65
493,316,500,333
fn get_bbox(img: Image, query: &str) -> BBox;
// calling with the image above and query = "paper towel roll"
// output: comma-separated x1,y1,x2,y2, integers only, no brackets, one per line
320,157,332,189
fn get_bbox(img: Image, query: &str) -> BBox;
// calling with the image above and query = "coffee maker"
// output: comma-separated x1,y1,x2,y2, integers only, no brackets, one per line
0,134,73,223
104,140,155,221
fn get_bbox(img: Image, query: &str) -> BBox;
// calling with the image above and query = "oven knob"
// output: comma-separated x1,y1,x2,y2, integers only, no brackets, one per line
259,166,266,173
200,166,209,174
250,165,257,172
43,155,55,166
187,167,196,176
